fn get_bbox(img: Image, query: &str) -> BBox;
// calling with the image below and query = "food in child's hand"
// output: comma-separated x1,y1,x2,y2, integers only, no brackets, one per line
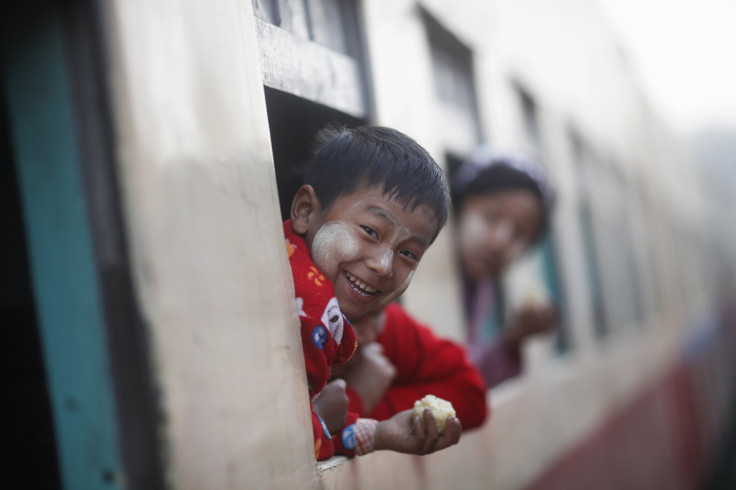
524,283,549,308
413,395,456,433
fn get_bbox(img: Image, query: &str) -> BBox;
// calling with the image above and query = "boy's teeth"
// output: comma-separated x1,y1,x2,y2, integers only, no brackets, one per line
347,272,377,294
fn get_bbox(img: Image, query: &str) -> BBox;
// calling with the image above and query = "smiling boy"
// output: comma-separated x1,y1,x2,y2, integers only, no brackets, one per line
292,186,437,319
284,125,460,460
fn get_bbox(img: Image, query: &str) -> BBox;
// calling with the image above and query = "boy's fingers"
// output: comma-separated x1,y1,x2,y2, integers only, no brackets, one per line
411,414,425,438
430,417,461,452
421,409,439,454
450,416,462,435
410,414,428,452
442,417,462,446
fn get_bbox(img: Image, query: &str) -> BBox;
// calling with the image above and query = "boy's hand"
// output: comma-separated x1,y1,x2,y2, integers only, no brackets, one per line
313,379,349,435
373,408,462,455
333,342,396,414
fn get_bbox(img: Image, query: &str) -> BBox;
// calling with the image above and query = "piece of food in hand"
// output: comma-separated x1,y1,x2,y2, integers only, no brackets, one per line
524,283,550,308
413,395,456,433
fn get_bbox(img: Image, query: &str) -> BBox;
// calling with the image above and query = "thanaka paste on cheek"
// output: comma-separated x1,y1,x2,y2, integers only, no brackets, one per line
458,212,487,254
312,222,359,278
378,269,415,307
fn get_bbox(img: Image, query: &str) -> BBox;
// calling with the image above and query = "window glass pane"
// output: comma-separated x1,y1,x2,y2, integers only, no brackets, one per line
254,0,368,117
423,9,481,155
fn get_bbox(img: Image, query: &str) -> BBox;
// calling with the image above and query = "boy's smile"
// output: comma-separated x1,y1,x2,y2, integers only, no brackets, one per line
295,185,438,322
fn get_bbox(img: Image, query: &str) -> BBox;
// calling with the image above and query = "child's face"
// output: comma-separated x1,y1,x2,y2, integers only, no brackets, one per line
456,189,542,281
302,186,438,322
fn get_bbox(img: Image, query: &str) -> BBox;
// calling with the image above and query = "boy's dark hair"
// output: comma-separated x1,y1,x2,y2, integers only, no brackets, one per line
304,125,450,241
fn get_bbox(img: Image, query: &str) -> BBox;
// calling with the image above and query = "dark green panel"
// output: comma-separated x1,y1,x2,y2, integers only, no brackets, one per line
2,4,124,489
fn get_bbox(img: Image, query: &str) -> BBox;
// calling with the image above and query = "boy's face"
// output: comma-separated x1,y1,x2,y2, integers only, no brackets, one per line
293,185,438,322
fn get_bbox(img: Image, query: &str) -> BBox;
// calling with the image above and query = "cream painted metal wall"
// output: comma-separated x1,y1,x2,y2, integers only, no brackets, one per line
103,1,318,488
97,0,707,488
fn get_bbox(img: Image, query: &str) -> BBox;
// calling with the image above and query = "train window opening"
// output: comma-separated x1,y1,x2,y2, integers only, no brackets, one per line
257,0,373,467
422,6,483,157
264,86,366,220
444,151,464,181
254,0,373,218
605,168,644,331
252,0,282,28
570,130,609,337
580,151,644,335
515,82,542,159
513,83,570,354
1,79,61,490
674,227,706,312
617,172,645,330
622,182,658,328
425,12,505,348
254,0,371,120
253,0,359,56
639,181,664,315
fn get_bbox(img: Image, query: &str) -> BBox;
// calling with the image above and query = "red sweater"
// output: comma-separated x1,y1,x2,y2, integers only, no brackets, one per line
284,221,359,460
346,303,489,431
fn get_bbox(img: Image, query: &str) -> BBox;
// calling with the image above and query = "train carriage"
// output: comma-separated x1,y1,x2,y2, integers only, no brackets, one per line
3,0,735,488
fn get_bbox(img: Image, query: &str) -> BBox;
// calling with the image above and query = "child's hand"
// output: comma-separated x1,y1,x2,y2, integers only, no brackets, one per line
313,379,349,435
504,304,558,349
333,342,396,414
373,408,462,455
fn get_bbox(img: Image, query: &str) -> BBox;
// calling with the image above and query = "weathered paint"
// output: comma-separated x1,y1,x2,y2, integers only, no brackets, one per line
2,3,124,488
103,0,319,488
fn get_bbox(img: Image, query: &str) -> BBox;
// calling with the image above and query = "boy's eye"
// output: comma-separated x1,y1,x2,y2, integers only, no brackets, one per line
360,225,378,239
400,249,419,261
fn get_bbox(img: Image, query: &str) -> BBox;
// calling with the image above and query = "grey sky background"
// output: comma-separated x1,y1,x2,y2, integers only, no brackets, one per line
598,0,736,133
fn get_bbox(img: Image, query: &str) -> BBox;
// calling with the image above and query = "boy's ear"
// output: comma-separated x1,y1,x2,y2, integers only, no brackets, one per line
290,185,321,235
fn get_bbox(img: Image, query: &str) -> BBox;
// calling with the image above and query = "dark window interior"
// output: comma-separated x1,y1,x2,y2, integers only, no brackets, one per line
265,86,366,220
1,77,61,490
445,151,464,180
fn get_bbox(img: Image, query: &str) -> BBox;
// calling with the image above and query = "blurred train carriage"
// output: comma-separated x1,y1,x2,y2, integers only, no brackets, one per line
3,0,735,489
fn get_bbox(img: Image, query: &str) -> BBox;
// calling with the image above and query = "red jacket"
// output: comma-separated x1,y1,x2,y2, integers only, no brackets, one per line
284,221,359,460
347,303,489,431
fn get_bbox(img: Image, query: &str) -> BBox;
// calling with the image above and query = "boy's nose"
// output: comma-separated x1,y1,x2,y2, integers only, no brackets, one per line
367,246,394,278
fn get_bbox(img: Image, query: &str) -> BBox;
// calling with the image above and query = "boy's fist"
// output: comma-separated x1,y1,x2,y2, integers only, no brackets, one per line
313,379,349,435
332,342,396,414
373,408,461,455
